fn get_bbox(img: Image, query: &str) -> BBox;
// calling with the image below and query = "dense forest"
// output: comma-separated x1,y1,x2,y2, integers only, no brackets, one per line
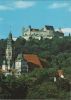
0,36,71,99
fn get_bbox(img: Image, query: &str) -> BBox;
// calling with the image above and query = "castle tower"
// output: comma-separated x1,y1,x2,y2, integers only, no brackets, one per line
6,32,12,70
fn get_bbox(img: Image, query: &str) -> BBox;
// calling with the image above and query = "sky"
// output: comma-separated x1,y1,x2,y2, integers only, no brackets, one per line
0,0,71,39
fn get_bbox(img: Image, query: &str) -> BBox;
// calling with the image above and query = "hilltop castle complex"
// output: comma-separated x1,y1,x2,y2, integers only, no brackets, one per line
22,25,64,40
1,25,64,76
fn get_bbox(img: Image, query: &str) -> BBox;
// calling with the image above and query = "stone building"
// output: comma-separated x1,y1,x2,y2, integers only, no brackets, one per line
15,54,43,75
15,53,28,75
2,32,13,71
22,25,64,40
2,33,43,75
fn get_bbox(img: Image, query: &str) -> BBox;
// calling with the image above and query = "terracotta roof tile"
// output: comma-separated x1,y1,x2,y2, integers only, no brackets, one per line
23,54,43,68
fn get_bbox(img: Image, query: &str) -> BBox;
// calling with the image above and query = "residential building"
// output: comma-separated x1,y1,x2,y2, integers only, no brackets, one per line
15,54,43,75
24,54,42,67
15,53,28,75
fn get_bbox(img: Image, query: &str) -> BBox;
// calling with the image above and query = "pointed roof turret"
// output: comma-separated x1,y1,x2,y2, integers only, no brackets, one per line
16,53,23,60
8,32,12,40
7,32,13,46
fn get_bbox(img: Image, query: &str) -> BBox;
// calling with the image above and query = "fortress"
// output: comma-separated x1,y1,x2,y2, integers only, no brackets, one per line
22,25,64,40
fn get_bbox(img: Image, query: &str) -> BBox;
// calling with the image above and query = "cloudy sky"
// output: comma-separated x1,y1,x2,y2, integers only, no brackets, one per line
0,0,71,39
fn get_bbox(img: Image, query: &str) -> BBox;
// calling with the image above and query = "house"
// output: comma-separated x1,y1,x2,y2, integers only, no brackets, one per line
54,67,64,82
15,54,43,75
15,53,28,75
23,54,43,71
56,69,64,78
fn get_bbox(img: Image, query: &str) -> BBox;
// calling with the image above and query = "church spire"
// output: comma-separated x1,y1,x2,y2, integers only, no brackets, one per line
6,32,13,70
9,32,12,39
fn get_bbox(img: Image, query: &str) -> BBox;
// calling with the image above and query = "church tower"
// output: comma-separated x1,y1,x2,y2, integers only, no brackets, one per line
6,32,13,70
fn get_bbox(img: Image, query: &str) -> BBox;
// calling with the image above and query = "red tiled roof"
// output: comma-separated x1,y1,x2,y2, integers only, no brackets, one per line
23,54,43,68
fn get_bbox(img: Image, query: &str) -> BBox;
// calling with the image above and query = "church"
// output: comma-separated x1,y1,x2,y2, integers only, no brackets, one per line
1,33,43,76
2,33,13,72
2,33,29,76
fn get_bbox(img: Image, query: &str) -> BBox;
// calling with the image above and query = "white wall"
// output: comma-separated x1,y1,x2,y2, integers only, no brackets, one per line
23,30,54,40
15,60,21,72
2,65,6,71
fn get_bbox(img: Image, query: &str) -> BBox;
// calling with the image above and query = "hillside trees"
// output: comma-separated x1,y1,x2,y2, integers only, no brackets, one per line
0,39,7,66
0,67,70,99
13,36,26,59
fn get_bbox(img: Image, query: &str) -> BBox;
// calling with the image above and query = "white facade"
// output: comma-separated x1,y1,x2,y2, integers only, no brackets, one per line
15,60,21,73
6,47,12,61
2,60,7,71
2,65,6,71
2,33,13,72
15,54,29,75
22,25,54,40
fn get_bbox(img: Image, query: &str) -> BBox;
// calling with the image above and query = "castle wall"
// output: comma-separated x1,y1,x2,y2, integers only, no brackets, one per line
23,30,54,40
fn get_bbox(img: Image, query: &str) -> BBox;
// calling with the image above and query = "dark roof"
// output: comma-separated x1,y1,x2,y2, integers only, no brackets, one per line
45,25,54,30
31,28,39,32
55,31,64,36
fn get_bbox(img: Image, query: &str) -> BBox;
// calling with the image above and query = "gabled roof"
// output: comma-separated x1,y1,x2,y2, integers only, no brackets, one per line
23,54,43,68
